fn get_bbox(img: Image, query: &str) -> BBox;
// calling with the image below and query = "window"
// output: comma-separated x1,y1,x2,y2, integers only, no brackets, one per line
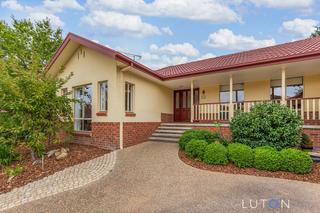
219,84,244,103
74,84,92,131
99,81,108,111
61,88,68,96
270,77,303,99
125,82,134,112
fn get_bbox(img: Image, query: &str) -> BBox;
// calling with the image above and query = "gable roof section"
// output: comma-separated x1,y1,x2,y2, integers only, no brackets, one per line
47,33,320,81
46,33,163,80
156,36,320,79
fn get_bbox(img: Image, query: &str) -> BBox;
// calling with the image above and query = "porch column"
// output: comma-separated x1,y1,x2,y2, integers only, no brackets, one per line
190,80,194,123
229,74,234,120
281,67,286,105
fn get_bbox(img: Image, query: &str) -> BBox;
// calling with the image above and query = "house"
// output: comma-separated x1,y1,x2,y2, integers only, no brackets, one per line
47,33,320,150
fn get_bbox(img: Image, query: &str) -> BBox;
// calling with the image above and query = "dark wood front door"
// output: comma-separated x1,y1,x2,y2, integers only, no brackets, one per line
174,89,199,122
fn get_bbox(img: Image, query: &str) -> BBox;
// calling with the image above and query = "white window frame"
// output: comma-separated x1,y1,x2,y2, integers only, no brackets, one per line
125,82,135,112
99,81,108,112
74,84,92,131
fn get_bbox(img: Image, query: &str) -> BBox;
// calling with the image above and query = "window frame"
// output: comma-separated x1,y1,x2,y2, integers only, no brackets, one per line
99,81,108,112
125,82,135,112
219,84,244,103
270,77,303,100
73,84,92,132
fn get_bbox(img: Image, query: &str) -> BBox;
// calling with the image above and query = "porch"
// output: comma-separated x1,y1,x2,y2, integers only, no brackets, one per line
162,59,320,124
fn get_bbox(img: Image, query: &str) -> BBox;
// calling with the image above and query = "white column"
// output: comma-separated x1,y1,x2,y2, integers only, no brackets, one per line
281,67,286,105
229,74,234,120
190,80,194,123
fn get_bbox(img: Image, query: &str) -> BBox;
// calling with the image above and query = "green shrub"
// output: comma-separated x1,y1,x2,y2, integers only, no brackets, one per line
280,148,313,174
230,103,303,150
228,143,254,168
254,146,281,171
179,129,214,150
0,142,17,167
185,140,208,160
301,133,313,149
4,165,23,177
203,143,228,165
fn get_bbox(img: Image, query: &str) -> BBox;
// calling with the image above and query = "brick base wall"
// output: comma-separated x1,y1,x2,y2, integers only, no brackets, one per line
161,113,173,123
74,122,120,150
123,122,160,148
303,128,320,150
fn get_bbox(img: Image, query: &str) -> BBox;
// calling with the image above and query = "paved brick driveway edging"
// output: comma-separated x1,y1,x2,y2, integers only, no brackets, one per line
0,150,117,211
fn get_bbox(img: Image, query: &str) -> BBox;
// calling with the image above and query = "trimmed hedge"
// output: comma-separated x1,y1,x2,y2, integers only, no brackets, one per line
179,129,227,150
203,143,228,165
254,146,281,171
230,103,303,150
228,143,254,168
280,148,313,174
185,140,208,160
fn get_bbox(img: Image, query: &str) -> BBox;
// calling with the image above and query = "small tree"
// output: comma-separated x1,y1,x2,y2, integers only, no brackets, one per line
311,26,320,37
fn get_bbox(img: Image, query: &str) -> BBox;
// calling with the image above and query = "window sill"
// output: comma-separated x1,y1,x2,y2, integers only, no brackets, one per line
74,131,92,137
125,112,136,117
96,111,108,116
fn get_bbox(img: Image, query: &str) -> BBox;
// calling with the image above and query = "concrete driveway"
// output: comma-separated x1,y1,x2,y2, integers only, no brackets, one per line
6,142,320,213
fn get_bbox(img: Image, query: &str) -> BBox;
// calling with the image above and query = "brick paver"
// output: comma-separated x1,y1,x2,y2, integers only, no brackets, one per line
0,151,116,211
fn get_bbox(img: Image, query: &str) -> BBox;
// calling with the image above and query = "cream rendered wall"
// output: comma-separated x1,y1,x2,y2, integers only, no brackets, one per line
244,80,270,101
58,46,119,122
122,71,173,122
199,85,219,103
304,74,320,98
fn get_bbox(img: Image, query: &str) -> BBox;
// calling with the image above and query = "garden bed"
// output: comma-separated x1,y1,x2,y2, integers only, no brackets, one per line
0,144,109,194
179,149,320,184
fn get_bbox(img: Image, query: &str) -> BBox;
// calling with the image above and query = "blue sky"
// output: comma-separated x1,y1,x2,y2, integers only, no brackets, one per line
1,0,320,69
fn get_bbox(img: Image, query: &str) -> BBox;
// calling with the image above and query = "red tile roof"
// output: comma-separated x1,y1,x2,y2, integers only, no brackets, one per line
48,33,320,81
156,36,320,79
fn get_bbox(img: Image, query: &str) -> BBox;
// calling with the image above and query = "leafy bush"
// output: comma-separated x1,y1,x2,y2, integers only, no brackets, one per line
185,140,208,160
4,165,23,177
280,148,313,174
254,146,281,171
203,143,229,165
179,129,228,150
230,103,303,150
0,142,17,167
301,133,313,149
228,143,254,168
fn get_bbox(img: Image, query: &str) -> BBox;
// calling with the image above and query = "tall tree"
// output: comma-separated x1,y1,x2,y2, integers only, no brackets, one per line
311,26,320,37
0,17,62,73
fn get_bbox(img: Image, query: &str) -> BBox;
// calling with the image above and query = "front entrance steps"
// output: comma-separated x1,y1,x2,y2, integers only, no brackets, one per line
149,123,192,143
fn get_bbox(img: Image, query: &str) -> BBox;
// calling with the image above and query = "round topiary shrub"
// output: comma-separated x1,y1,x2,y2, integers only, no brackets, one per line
185,139,208,160
203,143,228,165
179,129,226,150
254,146,281,171
230,103,303,150
227,143,254,168
301,133,313,149
280,148,313,174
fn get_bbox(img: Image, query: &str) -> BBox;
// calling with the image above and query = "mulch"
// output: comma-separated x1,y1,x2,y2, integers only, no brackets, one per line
178,149,320,184
0,143,110,194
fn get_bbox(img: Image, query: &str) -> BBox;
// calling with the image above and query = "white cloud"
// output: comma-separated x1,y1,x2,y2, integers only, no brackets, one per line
197,53,216,60
1,0,23,10
249,0,313,9
43,0,84,12
86,0,241,23
1,0,84,27
82,10,161,37
150,43,200,57
206,28,276,51
281,18,318,38
161,27,173,36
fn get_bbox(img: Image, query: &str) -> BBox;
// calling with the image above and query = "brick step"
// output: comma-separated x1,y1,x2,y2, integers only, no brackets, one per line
149,137,179,142
155,129,185,134
161,123,195,127
151,133,182,138
158,126,192,130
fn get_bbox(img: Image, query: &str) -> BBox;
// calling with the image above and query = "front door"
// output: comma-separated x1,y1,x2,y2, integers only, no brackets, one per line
174,89,199,122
